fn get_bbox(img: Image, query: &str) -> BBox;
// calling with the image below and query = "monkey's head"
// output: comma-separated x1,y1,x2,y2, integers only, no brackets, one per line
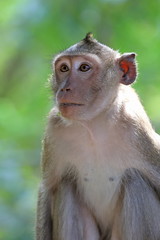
52,33,137,121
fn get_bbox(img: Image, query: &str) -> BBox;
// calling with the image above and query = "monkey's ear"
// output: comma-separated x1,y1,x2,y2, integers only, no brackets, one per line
118,53,137,85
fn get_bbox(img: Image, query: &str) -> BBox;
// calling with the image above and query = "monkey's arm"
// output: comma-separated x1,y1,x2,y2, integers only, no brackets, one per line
36,182,53,240
36,136,54,240
36,180,100,240
52,181,100,240
111,168,160,240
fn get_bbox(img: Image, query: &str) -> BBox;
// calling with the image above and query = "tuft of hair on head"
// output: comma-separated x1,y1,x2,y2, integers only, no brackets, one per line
83,32,95,43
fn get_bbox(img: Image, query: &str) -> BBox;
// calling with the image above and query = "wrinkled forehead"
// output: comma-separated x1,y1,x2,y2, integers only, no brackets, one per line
53,52,102,65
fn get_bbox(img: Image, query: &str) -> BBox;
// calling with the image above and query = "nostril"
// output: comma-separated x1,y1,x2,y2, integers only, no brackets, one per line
60,87,71,92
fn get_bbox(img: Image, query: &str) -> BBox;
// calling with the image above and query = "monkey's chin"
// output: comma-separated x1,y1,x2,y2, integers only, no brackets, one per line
59,103,84,120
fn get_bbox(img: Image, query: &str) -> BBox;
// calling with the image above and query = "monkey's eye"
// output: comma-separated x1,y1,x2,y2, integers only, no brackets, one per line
60,64,69,72
79,64,91,72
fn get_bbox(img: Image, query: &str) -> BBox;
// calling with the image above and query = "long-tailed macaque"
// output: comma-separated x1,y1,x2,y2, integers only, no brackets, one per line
36,33,160,240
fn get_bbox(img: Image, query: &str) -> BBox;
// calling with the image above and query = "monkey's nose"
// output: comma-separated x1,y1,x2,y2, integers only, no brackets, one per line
60,87,71,92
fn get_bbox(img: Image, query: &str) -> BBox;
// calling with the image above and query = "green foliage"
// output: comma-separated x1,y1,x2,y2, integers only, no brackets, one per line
0,0,160,239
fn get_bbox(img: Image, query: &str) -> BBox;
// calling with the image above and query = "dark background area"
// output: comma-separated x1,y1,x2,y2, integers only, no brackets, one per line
0,0,160,239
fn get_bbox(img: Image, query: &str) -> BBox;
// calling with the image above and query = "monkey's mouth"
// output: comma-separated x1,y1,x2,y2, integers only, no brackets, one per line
60,103,84,107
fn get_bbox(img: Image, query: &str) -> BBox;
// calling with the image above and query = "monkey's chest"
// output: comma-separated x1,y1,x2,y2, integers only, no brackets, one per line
61,138,125,224
76,150,122,225
55,125,130,225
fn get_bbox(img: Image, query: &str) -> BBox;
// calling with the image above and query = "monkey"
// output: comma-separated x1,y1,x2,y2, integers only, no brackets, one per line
36,33,160,240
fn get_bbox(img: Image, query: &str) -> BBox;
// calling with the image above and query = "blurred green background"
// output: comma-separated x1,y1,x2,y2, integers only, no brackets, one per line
0,0,160,239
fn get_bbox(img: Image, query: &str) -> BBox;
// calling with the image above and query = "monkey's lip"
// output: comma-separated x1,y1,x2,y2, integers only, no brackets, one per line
59,103,84,107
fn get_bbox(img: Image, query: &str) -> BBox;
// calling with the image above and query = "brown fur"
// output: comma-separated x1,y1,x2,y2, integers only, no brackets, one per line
36,34,160,240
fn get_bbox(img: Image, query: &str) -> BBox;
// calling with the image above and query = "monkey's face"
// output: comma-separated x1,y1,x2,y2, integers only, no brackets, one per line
54,53,119,121
52,34,137,121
